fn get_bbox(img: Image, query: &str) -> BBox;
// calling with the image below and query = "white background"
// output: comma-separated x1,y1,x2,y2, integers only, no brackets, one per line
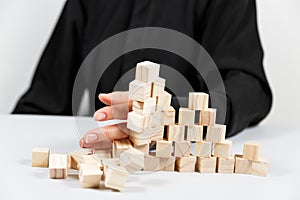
0,0,299,125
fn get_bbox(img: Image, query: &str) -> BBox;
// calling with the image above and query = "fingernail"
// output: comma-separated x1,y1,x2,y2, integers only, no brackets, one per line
85,134,98,143
95,112,106,121
99,93,110,98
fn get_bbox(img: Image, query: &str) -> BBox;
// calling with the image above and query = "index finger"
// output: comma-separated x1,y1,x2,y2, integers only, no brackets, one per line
98,91,130,106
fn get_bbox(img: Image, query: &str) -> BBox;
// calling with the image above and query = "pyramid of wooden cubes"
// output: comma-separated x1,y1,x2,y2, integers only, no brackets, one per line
32,61,269,193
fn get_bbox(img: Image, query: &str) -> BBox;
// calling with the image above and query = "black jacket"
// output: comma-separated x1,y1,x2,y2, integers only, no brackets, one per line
13,0,272,137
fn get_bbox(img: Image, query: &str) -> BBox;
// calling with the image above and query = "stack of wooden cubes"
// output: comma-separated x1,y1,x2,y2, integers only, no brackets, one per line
32,61,269,192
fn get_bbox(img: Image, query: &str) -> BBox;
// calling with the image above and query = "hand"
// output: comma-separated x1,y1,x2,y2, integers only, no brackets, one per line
80,92,132,149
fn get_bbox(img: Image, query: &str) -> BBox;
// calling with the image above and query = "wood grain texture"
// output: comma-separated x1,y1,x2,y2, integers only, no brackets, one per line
199,108,216,126
217,157,234,173
194,141,212,158
188,92,209,110
243,142,262,161
135,61,160,83
156,91,172,111
155,140,173,158
104,165,128,191
128,80,151,102
178,108,195,126
151,77,165,97
186,125,203,142
195,157,217,173
120,148,144,172
32,147,49,167
174,141,191,157
175,156,197,172
166,124,185,141
49,154,68,179
213,140,232,158
206,124,226,143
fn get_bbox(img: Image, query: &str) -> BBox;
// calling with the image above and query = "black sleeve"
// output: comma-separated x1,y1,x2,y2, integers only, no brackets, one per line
12,0,86,115
201,0,272,137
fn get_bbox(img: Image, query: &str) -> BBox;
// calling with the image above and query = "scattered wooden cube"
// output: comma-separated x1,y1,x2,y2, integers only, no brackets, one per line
104,165,128,191
196,157,217,173
156,140,173,158
151,77,165,97
144,155,160,171
199,108,216,126
243,142,262,161
78,155,101,169
194,141,212,158
132,97,156,115
92,149,112,160
70,149,92,170
127,111,151,133
206,124,226,143
178,108,195,126
217,157,234,173
120,148,144,172
128,80,151,102
133,143,149,155
213,140,232,158
49,154,68,179
113,138,132,158
79,163,102,188
250,159,269,177
188,92,209,110
175,156,197,172
156,91,172,111
102,158,120,180
234,154,251,174
174,141,191,157
159,156,175,171
164,106,175,125
166,124,184,141
32,147,50,167
186,125,203,141
135,61,160,83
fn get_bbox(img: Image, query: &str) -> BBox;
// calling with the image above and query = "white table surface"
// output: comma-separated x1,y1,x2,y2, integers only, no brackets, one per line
0,114,298,200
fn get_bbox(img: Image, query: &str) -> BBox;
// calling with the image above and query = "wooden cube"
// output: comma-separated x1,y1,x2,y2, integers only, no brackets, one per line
49,154,68,179
78,155,100,169
132,97,156,115
113,138,132,158
159,156,175,171
186,125,203,141
157,91,172,111
150,111,166,127
120,148,144,172
234,154,251,174
206,124,226,143
175,156,197,172
32,147,50,167
188,92,209,110
70,149,92,170
92,149,112,160
199,108,216,126
217,157,234,173
156,140,173,158
127,111,151,133
213,140,232,158
164,106,175,125
196,157,217,173
243,142,262,161
194,141,212,158
151,77,165,97
144,155,160,171
102,158,120,180
178,108,195,126
104,165,128,191
128,80,151,102
166,124,184,141
79,163,102,188
133,143,149,155
250,160,269,177
135,61,160,83
174,141,191,157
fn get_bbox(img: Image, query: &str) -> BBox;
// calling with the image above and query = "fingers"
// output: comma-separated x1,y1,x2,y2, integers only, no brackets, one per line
94,103,131,121
80,124,129,149
98,91,129,106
